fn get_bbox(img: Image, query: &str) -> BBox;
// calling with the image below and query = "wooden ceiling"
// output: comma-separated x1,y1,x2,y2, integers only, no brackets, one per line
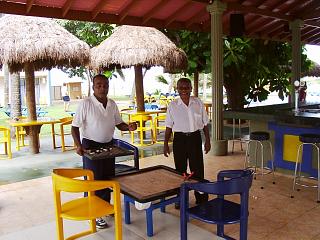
1,0,320,45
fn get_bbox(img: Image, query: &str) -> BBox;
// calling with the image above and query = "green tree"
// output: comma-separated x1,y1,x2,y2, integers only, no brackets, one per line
224,38,312,109
163,29,312,110
163,30,211,97
57,20,115,96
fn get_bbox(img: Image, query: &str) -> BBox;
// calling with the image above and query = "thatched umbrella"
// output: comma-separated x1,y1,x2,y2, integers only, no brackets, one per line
0,15,90,153
90,25,187,111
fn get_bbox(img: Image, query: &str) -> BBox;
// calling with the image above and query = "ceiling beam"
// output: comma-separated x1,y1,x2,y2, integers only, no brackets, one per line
92,0,108,20
26,0,34,13
227,2,293,21
185,8,208,27
142,0,171,24
119,0,141,22
297,1,320,20
304,20,320,29
302,10,320,21
165,1,193,27
62,0,75,17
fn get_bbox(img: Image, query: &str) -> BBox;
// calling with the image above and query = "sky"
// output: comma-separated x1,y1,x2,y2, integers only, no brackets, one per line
305,44,320,65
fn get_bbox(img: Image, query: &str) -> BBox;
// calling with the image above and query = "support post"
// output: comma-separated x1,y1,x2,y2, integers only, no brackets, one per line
290,19,303,107
207,1,228,156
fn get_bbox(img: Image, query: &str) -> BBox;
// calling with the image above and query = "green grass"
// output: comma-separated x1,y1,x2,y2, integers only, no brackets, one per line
0,98,133,139
0,101,78,137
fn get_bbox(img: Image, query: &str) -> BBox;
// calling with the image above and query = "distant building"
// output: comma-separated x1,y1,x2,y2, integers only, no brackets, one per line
0,68,87,106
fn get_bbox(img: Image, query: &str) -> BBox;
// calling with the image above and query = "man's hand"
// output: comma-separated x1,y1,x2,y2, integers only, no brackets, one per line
204,140,211,154
163,143,170,157
75,145,85,156
128,122,137,131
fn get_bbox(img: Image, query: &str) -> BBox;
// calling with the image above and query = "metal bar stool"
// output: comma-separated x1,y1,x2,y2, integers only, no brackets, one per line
245,131,275,189
231,119,250,154
290,133,320,203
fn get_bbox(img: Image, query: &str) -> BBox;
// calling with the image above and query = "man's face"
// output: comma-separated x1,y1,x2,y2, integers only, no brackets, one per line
177,80,192,98
93,77,109,97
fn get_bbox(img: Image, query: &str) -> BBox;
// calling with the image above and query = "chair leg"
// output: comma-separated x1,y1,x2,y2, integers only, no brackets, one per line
56,217,64,240
15,127,20,150
130,131,134,145
7,139,12,159
240,219,248,240
60,126,65,152
291,144,303,198
217,224,225,238
4,142,8,155
268,141,276,184
89,219,96,233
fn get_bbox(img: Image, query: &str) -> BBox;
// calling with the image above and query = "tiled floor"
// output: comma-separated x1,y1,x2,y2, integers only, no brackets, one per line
1,142,320,239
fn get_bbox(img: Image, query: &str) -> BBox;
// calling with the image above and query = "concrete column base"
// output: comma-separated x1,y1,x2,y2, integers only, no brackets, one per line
210,139,228,156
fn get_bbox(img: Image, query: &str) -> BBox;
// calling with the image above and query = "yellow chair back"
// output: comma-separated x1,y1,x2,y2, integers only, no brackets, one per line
52,168,122,240
59,116,73,124
0,126,12,159
153,114,172,143
130,114,154,146
53,117,75,152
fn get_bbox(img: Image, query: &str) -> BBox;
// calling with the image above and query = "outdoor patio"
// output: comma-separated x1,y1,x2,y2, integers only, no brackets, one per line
1,141,320,240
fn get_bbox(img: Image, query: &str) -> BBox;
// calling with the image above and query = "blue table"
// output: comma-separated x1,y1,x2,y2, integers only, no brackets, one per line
113,165,199,237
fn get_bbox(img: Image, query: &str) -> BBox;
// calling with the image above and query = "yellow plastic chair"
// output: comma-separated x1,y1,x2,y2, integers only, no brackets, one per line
0,126,12,159
130,114,154,146
153,114,169,143
53,117,75,152
15,116,28,150
158,96,168,107
119,108,133,136
52,168,122,240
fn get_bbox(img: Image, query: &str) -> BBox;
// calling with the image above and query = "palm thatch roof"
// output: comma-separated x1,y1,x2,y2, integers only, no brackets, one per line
0,15,90,72
90,25,187,73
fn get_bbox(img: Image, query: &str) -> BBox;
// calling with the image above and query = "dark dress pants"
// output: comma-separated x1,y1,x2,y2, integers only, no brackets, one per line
173,131,208,203
82,138,115,203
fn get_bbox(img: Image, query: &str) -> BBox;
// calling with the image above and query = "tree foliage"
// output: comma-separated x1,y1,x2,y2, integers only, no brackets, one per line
57,20,115,79
162,29,312,110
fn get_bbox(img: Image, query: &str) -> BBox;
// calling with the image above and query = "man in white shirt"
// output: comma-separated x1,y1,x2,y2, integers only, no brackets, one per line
71,74,137,228
163,78,211,206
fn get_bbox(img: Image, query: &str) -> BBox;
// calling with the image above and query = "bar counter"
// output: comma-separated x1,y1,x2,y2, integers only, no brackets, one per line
224,103,320,177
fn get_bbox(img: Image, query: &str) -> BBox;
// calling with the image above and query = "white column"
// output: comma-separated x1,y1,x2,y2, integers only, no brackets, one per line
290,19,303,106
207,1,227,156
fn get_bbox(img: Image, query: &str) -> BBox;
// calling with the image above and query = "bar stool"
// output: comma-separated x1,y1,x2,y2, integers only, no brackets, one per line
290,133,320,203
231,118,250,153
245,131,275,188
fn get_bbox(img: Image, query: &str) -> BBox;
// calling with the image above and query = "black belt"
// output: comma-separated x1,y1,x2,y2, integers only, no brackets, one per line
175,130,200,136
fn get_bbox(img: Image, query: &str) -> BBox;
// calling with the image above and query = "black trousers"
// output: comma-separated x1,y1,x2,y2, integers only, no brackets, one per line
173,130,206,202
82,138,115,203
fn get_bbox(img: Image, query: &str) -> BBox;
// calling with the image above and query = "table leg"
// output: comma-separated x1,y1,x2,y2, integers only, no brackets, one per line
160,198,166,213
124,195,131,224
146,208,154,237
15,127,20,150
51,123,56,149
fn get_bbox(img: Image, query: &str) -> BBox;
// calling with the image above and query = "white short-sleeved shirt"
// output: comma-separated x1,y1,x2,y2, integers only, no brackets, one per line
72,95,123,143
165,96,209,133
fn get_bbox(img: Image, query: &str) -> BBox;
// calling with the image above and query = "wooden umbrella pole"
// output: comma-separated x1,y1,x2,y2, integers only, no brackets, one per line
134,65,145,112
25,63,40,154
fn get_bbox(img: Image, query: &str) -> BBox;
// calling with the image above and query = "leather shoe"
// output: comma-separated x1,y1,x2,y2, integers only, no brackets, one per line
96,217,109,229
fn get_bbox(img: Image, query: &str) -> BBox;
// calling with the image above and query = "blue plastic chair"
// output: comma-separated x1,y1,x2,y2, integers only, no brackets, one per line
180,169,253,240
